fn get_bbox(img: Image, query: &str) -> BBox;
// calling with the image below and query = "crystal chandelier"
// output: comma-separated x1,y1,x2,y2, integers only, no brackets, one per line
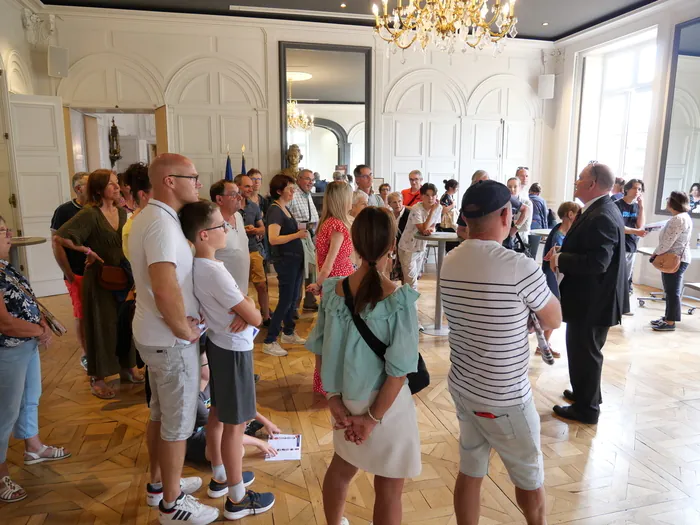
371,0,518,54
286,76,314,131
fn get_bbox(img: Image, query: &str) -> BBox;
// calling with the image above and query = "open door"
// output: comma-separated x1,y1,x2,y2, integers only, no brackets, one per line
155,105,169,155
8,94,71,297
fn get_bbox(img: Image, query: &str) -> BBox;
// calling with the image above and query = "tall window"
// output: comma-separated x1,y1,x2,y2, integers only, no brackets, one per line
577,38,657,181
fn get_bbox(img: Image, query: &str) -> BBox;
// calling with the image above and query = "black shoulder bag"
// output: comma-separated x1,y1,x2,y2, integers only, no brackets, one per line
341,278,430,395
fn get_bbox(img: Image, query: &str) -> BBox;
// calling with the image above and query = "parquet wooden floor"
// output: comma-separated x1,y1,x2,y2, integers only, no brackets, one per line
1,272,700,525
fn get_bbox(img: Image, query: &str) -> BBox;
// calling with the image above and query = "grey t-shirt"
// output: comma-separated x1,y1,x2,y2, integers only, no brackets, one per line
239,199,263,253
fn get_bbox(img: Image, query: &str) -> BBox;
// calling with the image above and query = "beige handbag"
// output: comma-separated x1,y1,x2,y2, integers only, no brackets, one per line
652,252,681,274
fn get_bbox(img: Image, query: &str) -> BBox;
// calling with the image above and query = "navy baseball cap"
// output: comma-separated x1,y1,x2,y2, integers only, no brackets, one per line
461,180,512,219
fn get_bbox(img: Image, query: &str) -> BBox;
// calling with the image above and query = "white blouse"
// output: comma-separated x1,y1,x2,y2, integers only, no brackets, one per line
654,213,693,264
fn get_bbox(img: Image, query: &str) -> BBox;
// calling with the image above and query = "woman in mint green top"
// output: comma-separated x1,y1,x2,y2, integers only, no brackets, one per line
305,207,421,525
306,277,419,401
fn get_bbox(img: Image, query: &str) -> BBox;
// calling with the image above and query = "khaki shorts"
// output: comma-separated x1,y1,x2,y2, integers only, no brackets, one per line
136,341,199,442
449,386,544,491
249,251,266,284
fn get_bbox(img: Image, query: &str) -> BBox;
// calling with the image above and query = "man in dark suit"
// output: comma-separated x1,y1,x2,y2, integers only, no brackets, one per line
546,163,627,424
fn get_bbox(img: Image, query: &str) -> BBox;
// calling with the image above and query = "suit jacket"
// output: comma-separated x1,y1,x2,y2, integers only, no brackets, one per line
558,195,627,327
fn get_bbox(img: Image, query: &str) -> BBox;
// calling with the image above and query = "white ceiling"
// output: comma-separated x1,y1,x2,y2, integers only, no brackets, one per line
286,49,366,103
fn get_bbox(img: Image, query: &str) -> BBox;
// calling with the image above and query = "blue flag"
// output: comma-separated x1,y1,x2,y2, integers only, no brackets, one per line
225,154,233,181
241,153,246,175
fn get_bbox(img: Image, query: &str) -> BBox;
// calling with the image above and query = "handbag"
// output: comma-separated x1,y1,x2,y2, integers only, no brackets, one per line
98,264,130,291
341,278,430,395
441,209,457,230
651,252,681,274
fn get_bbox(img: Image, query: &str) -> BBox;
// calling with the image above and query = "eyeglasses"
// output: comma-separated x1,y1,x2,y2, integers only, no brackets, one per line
517,166,529,171
409,178,422,183
356,174,372,179
223,192,242,198
0,228,12,238
169,174,200,184
250,177,262,182
201,222,228,234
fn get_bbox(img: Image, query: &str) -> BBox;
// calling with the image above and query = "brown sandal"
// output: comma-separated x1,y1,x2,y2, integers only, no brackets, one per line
90,377,116,399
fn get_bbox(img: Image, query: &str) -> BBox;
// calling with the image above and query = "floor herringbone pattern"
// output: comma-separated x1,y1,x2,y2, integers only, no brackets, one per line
1,272,700,524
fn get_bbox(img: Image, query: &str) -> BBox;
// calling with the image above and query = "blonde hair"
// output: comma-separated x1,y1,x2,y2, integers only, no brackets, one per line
319,181,353,231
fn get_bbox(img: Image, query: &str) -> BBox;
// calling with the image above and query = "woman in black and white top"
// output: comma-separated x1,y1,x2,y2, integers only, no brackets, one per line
651,191,693,332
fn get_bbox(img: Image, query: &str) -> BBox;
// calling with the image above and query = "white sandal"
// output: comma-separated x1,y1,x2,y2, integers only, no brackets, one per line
0,475,27,502
24,445,71,465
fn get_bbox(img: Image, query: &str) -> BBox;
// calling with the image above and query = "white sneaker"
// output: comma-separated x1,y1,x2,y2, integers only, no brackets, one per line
147,477,203,507
280,332,306,345
159,493,218,524
341,518,350,525
262,342,288,357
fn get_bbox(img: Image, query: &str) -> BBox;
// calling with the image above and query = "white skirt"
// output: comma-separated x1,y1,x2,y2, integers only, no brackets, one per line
333,384,421,479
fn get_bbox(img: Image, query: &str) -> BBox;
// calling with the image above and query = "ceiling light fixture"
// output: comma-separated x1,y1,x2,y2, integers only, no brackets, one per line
542,22,549,26
372,0,518,54
286,71,313,82
341,3,347,7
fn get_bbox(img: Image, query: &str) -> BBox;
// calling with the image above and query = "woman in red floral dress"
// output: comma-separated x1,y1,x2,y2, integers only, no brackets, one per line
306,181,355,394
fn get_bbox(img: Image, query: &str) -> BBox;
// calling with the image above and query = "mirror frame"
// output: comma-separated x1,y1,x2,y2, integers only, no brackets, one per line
279,42,372,173
655,16,700,215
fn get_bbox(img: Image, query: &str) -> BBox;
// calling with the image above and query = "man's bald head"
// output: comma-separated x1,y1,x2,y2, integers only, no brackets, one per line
149,153,194,184
585,162,614,191
574,162,615,204
148,153,201,210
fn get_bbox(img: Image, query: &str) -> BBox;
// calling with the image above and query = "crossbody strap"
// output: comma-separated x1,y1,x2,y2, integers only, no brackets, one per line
341,278,388,361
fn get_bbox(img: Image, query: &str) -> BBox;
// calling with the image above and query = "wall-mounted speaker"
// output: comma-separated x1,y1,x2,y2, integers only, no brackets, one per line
48,46,69,78
537,74,555,100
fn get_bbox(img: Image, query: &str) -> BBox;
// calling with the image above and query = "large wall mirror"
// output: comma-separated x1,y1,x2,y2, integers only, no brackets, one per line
657,17,700,215
279,42,371,180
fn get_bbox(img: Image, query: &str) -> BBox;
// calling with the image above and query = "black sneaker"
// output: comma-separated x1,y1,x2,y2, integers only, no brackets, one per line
224,490,275,520
245,420,264,437
80,356,88,372
207,472,255,499
254,374,260,384
650,317,666,327
652,321,675,332
302,302,319,312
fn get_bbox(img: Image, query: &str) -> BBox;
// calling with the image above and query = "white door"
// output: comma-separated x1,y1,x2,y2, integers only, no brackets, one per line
426,118,461,187
502,119,535,181
9,94,71,297
468,118,504,182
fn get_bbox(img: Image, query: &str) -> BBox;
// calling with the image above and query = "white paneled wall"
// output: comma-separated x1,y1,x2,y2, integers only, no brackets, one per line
15,4,552,200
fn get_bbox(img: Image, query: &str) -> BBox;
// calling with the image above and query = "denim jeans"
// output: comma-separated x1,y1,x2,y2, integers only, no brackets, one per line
265,256,304,343
662,261,689,322
0,339,41,462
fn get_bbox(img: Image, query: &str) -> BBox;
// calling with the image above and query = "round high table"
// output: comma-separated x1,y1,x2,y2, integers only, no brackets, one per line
9,237,47,275
414,232,460,336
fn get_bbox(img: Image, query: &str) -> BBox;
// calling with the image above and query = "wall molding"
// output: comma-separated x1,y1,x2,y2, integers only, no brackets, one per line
466,74,540,117
5,49,34,94
384,68,467,115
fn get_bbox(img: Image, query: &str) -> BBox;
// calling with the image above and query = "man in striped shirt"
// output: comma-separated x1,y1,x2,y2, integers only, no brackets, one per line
441,180,561,525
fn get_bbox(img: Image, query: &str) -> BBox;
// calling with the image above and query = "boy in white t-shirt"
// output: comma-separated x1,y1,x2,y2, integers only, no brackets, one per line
398,182,441,329
179,200,275,521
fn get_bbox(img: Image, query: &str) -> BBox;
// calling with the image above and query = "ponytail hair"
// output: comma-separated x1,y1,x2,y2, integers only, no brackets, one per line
350,207,397,314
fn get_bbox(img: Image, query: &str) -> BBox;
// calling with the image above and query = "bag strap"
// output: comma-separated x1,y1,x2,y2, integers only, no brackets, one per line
341,278,388,361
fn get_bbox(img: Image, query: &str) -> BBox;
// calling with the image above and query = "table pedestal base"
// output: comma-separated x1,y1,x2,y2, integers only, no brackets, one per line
420,323,450,337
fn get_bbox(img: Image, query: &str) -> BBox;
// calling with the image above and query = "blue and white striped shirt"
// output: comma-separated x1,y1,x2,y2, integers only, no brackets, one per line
440,240,551,407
